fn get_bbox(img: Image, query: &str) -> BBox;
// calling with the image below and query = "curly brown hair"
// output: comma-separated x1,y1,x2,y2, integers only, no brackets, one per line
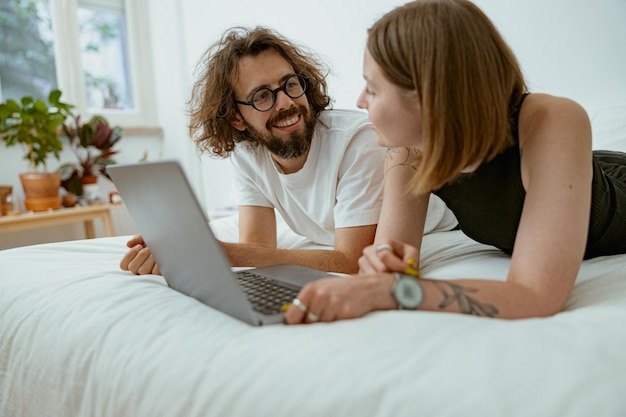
188,26,332,158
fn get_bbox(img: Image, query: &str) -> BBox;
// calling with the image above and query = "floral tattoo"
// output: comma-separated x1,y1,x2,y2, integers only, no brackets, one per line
384,147,418,175
434,281,499,317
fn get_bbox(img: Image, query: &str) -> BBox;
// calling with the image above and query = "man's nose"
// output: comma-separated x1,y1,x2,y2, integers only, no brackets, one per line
274,88,295,111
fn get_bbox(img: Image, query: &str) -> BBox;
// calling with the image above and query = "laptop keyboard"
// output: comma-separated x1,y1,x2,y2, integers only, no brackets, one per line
236,270,299,315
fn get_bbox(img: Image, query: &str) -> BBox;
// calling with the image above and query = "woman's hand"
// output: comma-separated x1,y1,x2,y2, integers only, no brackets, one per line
358,239,420,275
283,273,397,324
120,234,161,275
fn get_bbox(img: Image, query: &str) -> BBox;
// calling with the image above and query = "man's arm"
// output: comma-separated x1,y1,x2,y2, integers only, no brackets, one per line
224,205,376,273
238,205,277,248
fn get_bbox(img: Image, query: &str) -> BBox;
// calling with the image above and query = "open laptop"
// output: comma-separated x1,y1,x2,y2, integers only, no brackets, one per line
108,160,329,326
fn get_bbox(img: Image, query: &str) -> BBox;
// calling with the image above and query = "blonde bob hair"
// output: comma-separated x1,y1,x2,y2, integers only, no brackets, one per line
367,0,527,194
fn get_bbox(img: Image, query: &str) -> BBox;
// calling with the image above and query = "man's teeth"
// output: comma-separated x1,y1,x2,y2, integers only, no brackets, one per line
275,115,299,128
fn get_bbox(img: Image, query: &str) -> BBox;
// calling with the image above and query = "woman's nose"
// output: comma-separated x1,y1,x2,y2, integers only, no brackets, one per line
356,89,368,109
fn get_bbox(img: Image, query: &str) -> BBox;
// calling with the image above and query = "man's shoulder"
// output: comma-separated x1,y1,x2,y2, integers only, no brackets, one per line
230,141,267,170
315,109,381,159
317,109,370,133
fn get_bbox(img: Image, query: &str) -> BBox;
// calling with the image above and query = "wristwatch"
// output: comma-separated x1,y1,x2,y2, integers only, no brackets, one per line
392,272,424,310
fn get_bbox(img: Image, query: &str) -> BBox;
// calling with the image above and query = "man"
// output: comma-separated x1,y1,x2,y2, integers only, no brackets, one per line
120,26,386,274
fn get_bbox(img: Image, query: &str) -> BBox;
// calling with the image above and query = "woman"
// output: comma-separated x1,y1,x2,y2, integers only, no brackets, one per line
284,0,626,324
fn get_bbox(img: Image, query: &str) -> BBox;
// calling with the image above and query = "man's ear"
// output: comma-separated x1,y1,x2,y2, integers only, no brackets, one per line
230,112,247,131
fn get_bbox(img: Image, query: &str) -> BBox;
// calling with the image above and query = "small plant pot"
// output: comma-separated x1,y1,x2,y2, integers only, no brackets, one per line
19,172,62,211
80,175,99,200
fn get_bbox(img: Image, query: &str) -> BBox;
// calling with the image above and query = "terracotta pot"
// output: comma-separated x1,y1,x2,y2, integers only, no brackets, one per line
23,196,62,212
80,175,98,185
19,172,62,211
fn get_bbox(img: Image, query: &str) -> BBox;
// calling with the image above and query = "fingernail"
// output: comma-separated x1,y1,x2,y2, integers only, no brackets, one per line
280,303,291,312
403,267,420,277
407,259,417,267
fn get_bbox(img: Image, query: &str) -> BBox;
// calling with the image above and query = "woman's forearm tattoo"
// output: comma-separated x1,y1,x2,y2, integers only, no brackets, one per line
433,281,499,317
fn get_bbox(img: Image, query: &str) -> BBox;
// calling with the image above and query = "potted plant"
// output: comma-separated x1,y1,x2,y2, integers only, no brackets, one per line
0,90,74,211
59,114,123,200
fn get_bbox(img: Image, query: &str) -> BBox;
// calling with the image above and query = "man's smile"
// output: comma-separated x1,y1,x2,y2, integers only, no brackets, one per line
274,114,300,128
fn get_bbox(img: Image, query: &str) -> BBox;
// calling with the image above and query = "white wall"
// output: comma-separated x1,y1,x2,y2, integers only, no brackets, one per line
178,0,626,111
1,0,625,249
474,0,626,109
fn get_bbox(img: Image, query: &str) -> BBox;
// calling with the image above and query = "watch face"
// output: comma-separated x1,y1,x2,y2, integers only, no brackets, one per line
394,277,423,309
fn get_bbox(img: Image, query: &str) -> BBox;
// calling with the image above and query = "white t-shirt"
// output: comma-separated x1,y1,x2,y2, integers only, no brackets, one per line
230,109,384,246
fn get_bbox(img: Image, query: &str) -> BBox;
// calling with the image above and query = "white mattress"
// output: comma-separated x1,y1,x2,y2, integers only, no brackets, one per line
1,228,625,417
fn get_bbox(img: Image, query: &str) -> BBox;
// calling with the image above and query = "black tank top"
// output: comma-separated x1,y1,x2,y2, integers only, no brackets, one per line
433,95,626,259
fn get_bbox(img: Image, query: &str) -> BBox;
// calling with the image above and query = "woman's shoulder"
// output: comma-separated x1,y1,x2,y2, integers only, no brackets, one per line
521,93,588,123
519,93,590,146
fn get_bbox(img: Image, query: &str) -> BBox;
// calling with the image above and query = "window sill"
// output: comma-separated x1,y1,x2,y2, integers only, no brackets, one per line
122,127,163,138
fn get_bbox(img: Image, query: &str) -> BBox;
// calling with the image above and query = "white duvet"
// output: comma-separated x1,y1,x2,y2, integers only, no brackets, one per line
1,228,625,417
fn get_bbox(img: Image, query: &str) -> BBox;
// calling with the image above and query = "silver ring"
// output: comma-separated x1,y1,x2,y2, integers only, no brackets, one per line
307,311,320,322
293,298,307,313
375,243,392,255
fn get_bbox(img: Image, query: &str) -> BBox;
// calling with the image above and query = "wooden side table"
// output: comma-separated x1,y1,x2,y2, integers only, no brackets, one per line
0,203,118,239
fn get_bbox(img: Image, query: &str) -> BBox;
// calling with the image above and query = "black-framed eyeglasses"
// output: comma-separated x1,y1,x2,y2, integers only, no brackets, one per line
235,74,308,112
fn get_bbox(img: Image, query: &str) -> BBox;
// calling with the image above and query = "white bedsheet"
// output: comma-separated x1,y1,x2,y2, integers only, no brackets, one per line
1,230,625,417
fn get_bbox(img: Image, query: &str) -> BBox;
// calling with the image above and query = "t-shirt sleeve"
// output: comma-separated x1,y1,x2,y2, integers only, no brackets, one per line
333,124,385,228
229,150,273,208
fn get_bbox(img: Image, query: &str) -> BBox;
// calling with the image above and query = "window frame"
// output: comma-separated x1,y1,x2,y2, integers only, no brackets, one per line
48,0,157,128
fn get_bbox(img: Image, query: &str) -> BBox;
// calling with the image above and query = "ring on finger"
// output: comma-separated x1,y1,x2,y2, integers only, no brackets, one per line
375,243,392,255
307,311,320,322
293,298,308,313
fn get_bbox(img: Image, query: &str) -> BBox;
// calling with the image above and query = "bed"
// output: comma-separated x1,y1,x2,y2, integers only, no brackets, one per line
1,106,625,417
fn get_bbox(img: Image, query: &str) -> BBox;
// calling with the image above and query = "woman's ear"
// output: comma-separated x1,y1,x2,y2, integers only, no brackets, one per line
230,112,247,131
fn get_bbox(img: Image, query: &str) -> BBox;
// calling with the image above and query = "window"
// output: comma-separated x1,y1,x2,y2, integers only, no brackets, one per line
0,0,156,128
78,1,134,110
0,1,57,101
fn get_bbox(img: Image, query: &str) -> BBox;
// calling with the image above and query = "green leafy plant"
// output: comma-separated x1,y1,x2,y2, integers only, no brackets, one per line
0,90,74,171
59,114,123,196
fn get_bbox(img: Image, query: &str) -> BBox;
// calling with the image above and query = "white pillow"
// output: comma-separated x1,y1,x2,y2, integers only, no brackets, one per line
588,105,626,152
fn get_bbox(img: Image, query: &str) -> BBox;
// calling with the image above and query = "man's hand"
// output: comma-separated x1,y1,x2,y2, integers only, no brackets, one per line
120,234,161,275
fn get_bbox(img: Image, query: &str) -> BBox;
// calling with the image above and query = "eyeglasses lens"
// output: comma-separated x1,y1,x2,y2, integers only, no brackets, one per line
252,75,307,111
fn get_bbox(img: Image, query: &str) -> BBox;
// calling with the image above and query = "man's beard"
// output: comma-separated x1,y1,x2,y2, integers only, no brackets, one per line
245,106,316,159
